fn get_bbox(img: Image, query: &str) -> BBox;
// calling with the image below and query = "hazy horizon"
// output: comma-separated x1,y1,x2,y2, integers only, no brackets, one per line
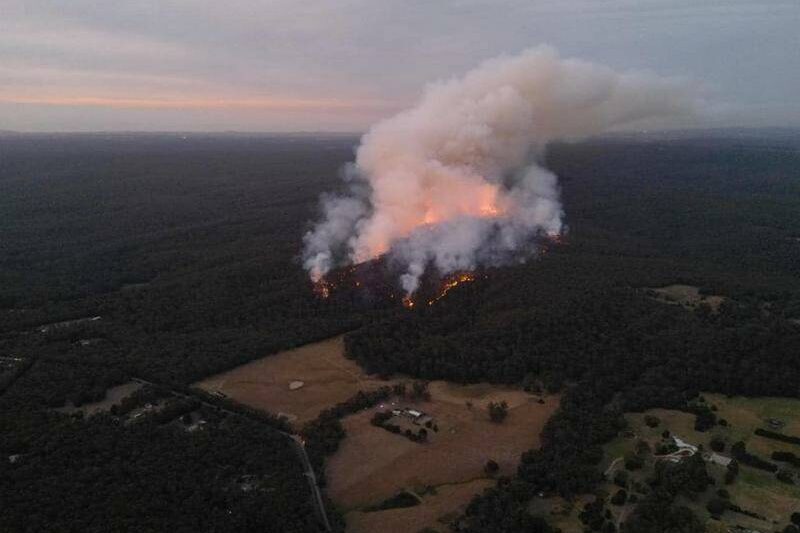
3,1,799,132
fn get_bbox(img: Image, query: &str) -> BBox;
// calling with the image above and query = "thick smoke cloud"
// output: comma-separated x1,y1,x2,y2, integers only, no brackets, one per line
303,46,695,294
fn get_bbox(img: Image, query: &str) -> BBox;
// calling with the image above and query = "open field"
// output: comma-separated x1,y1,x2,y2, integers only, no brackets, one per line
195,334,560,531
344,479,494,533
648,284,725,311
55,381,142,416
194,336,398,426
326,383,559,525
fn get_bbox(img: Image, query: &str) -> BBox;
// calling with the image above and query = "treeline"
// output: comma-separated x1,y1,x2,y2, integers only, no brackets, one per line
731,441,778,473
755,428,800,446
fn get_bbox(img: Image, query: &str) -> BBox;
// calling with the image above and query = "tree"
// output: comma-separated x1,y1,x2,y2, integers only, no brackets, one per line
777,469,795,485
724,460,739,485
636,440,651,456
624,453,644,471
706,498,728,517
613,469,629,488
611,489,627,505
693,407,716,432
710,435,725,452
488,401,509,423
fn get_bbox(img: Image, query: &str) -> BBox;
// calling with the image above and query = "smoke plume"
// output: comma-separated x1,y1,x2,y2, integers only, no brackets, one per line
303,46,695,295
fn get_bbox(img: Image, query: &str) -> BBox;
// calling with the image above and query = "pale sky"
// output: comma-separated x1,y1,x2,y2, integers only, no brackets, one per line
2,0,799,132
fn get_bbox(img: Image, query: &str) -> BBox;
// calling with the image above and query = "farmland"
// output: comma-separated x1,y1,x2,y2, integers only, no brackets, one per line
195,336,399,427
196,332,559,532
326,382,558,532
582,394,800,532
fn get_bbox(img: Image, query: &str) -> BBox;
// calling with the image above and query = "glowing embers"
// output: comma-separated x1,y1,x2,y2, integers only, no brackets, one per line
311,263,479,310
427,272,476,306
313,279,333,299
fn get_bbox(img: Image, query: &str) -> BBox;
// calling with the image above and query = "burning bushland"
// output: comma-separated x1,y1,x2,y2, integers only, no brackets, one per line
311,232,568,308
311,257,483,309
303,46,695,300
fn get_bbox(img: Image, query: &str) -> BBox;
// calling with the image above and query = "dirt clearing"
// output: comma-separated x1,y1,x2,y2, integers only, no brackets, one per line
194,336,397,427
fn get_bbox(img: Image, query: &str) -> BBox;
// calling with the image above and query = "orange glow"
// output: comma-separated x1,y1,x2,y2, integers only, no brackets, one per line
423,210,440,225
479,203,500,217
0,94,386,111
402,296,415,309
477,185,503,218
428,272,476,305
313,279,333,299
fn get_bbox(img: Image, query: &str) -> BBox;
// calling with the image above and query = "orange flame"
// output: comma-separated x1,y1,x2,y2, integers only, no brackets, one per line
313,279,332,299
402,296,415,309
428,272,476,305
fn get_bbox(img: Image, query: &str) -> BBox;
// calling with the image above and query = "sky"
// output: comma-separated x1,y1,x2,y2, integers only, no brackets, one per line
2,0,799,132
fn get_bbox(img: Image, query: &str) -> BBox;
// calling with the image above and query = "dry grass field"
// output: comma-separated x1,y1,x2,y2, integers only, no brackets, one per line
326,383,559,530
344,479,494,533
195,335,560,531
194,335,398,426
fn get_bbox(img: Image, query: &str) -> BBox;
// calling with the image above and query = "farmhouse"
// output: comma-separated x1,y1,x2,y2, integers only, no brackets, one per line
393,407,433,426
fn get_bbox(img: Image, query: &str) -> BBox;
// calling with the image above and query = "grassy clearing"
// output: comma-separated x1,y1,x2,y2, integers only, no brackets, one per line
596,394,800,529
648,284,725,311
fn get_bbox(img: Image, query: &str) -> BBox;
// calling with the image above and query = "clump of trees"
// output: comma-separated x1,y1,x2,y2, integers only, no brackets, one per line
644,415,660,428
370,409,429,443
488,401,509,423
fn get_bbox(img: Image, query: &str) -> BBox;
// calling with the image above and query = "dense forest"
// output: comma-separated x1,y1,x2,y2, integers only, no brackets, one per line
0,134,369,532
1,130,799,531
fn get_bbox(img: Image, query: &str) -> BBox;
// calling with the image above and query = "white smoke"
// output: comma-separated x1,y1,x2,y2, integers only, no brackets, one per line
303,46,695,295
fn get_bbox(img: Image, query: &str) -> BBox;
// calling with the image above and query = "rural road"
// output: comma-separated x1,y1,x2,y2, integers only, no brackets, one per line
130,377,332,532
